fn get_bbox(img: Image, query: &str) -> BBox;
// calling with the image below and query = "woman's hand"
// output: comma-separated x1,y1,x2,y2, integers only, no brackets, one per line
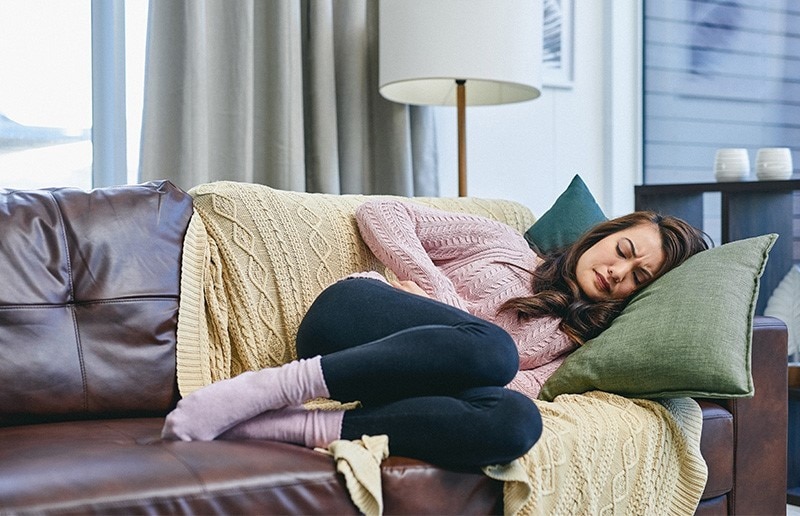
389,279,430,298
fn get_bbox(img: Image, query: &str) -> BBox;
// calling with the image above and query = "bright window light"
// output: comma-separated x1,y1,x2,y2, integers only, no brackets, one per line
0,0,148,190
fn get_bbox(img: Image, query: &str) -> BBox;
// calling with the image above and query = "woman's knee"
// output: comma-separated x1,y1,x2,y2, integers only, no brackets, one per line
296,281,349,357
460,322,519,386
483,389,542,464
296,278,389,358
504,390,543,453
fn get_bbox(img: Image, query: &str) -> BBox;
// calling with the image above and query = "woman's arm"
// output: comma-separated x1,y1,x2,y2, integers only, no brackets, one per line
356,199,528,308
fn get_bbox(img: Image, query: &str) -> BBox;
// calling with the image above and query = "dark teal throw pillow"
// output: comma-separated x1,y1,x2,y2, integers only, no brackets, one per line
524,174,607,255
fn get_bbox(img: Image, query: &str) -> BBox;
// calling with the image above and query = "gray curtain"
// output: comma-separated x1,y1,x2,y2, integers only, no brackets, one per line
139,0,438,195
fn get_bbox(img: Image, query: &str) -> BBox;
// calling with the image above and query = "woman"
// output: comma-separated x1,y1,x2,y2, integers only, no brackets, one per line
162,199,707,469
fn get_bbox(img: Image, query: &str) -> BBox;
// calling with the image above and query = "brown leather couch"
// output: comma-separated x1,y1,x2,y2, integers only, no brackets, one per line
0,181,787,515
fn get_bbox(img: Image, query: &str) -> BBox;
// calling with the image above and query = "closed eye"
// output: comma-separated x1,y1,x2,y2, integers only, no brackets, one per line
634,266,654,286
620,239,650,286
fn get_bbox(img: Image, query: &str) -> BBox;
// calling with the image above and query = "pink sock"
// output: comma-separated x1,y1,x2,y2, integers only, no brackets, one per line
218,406,344,449
161,356,329,441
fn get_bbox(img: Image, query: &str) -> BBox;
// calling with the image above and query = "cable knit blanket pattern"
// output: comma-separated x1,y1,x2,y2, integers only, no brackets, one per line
176,181,707,515
487,393,706,515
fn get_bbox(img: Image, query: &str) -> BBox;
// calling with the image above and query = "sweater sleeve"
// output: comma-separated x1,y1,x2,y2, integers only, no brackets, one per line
355,199,529,309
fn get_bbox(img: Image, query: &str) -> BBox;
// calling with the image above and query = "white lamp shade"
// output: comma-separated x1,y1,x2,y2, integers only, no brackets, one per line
379,0,543,106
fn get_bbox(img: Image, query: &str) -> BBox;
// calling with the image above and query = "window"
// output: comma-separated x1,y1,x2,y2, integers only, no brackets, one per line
643,0,800,184
0,0,148,190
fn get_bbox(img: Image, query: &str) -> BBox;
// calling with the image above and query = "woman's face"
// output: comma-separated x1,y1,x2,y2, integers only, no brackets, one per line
576,223,666,302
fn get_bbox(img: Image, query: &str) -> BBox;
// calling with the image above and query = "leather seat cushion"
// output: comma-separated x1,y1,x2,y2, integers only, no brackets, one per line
0,418,502,514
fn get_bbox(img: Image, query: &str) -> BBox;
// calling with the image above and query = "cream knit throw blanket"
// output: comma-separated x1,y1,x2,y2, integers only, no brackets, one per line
489,393,706,515
176,181,707,515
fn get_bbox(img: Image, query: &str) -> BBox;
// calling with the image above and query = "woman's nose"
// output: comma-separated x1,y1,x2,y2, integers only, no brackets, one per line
612,262,633,282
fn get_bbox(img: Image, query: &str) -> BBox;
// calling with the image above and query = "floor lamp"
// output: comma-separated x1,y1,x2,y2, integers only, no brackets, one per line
378,0,543,197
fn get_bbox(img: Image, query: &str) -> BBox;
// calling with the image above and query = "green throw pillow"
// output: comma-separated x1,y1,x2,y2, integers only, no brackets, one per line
524,174,607,255
539,234,777,401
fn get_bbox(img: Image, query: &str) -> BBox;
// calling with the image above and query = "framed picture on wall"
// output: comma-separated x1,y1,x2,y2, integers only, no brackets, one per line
543,0,574,88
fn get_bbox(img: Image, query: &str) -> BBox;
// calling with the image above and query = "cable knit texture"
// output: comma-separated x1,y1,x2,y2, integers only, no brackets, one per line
176,181,707,515
355,199,577,399
177,182,537,392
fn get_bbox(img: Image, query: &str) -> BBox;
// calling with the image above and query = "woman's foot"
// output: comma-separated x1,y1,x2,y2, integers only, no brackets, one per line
218,406,344,448
161,356,329,441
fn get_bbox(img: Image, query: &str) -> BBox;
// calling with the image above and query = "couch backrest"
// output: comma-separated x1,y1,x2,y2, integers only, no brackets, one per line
0,180,192,425
178,181,536,393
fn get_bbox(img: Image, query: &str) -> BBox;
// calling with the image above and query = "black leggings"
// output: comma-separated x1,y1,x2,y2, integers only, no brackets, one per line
295,278,542,469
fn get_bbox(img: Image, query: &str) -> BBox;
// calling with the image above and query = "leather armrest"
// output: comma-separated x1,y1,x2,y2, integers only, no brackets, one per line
721,315,788,515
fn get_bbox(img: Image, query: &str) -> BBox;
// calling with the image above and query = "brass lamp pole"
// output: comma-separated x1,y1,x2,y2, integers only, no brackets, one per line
456,79,467,197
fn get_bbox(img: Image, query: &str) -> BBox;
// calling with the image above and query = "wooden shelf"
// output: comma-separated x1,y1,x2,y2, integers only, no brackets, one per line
635,178,800,195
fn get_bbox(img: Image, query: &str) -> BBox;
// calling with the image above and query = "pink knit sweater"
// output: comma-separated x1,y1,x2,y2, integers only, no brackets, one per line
354,199,577,400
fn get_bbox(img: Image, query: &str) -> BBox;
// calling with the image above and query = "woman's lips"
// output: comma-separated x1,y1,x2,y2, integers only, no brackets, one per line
595,271,610,292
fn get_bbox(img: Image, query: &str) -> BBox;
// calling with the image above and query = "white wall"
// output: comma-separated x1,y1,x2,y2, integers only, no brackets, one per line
434,0,641,218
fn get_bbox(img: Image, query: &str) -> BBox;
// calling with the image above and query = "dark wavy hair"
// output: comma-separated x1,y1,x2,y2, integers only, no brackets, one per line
501,211,709,345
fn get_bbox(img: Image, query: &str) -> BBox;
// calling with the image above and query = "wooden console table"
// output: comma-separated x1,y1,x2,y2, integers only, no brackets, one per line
634,179,800,315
